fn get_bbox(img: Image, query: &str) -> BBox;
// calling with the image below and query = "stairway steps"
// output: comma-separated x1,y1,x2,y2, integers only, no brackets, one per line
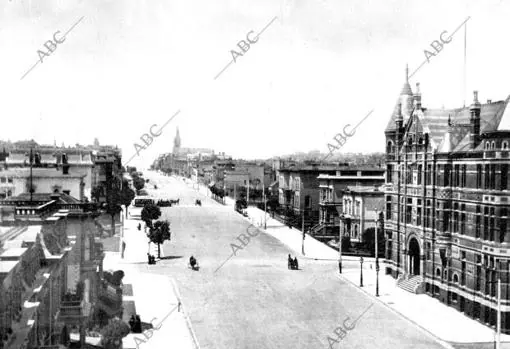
398,276,423,294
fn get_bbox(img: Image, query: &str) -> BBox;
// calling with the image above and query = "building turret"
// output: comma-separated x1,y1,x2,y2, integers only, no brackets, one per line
414,82,421,109
400,65,414,118
469,91,481,149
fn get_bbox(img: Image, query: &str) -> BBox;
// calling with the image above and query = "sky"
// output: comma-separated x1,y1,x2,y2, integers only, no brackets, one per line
1,0,509,168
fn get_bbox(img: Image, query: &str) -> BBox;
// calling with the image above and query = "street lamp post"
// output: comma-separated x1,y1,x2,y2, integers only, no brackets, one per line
301,209,305,255
488,272,502,349
360,257,364,287
375,211,381,297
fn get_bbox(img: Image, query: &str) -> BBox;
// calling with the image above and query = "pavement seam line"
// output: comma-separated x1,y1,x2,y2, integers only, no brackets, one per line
170,278,201,349
335,273,455,349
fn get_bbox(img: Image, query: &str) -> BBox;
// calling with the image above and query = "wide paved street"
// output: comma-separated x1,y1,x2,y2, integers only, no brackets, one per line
133,171,446,349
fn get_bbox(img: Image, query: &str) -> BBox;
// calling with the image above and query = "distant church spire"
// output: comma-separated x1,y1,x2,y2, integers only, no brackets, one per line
173,127,181,155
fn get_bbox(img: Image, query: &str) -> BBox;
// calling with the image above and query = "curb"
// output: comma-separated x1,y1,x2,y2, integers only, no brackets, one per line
335,273,455,349
170,278,201,349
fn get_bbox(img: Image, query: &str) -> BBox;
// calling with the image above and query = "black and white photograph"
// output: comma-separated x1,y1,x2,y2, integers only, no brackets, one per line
1,0,510,348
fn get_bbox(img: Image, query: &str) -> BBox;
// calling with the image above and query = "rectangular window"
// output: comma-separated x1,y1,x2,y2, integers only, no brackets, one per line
444,165,451,187
417,199,422,226
501,208,508,243
417,165,422,185
502,164,508,190
477,165,482,188
387,165,393,183
491,165,496,189
461,165,467,187
426,164,432,185
454,164,460,187
460,204,466,234
0,177,5,183
490,207,495,241
476,205,481,238
454,203,459,231
485,164,490,189
484,207,489,241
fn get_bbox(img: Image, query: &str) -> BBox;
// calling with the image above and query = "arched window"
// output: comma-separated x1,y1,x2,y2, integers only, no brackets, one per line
503,141,509,150
486,142,491,150
436,268,441,277
444,270,448,280
386,140,394,153
453,274,459,283
492,141,496,150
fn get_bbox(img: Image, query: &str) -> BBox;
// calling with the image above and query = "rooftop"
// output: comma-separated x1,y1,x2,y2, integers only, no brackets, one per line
0,168,86,178
0,247,27,258
0,260,18,274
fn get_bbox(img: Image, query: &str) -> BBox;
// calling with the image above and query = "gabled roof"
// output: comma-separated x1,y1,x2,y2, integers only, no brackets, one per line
390,96,509,153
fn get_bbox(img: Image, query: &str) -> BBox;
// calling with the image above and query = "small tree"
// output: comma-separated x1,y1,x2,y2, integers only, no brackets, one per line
133,177,145,191
141,203,161,229
341,235,351,252
91,186,102,202
106,182,122,237
148,220,171,258
100,318,130,349
120,183,135,218
362,227,386,257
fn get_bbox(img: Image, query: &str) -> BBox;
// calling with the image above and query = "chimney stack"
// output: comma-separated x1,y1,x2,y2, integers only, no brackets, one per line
469,90,482,149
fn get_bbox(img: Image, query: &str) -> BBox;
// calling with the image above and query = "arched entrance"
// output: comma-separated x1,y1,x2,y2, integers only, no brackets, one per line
408,237,421,276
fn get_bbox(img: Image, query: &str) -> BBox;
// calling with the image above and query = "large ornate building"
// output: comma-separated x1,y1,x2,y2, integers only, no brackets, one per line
384,67,510,332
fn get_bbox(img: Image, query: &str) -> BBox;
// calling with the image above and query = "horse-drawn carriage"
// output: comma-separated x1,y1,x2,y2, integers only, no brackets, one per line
288,255,299,270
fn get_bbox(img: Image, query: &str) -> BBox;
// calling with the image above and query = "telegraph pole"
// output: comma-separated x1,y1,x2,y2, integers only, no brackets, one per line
301,209,305,255
338,215,343,274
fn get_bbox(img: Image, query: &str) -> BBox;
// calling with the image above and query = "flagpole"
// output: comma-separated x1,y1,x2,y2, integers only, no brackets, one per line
463,19,467,107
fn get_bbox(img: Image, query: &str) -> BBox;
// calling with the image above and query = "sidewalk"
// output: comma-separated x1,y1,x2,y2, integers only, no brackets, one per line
103,215,198,349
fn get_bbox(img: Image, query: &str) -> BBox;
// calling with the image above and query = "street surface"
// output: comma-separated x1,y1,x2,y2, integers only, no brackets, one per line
131,171,446,349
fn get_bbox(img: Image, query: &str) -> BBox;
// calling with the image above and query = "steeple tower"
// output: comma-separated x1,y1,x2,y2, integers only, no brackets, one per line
173,127,181,155
400,64,414,118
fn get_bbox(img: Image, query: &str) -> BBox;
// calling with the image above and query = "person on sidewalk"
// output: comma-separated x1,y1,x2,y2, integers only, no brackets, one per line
129,315,136,332
288,254,293,269
293,257,299,270
137,223,141,231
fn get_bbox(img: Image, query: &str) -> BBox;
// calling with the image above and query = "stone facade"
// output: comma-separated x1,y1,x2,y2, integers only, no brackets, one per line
384,67,510,333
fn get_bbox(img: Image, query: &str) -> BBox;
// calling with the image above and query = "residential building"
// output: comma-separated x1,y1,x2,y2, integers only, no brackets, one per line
314,167,385,240
340,186,384,243
384,66,510,332
0,168,86,200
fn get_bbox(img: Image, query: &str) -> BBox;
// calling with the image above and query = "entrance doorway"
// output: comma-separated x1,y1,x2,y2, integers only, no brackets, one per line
408,237,421,275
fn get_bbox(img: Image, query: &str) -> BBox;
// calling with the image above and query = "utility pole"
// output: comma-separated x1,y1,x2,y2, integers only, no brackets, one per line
247,180,250,206
29,148,33,203
339,215,343,274
375,211,380,297
497,276,501,349
301,209,305,255
263,184,267,229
